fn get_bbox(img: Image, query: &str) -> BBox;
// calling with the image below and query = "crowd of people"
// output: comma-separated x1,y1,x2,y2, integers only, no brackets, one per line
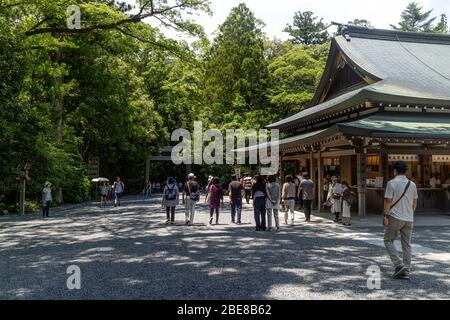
158,171,358,231
39,160,419,279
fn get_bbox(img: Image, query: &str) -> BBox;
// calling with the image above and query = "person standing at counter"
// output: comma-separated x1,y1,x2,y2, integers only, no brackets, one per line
429,173,437,188
327,176,343,222
383,160,418,280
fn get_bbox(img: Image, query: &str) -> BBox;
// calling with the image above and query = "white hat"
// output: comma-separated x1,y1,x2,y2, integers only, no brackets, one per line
188,173,195,178
44,181,52,187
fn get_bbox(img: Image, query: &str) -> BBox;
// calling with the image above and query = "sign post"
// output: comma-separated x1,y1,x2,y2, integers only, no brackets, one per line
17,164,31,216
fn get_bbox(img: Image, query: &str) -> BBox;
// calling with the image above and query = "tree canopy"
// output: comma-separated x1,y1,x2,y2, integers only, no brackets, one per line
284,11,330,45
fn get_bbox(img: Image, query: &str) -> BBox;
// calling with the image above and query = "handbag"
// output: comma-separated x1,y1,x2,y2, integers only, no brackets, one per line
332,193,341,200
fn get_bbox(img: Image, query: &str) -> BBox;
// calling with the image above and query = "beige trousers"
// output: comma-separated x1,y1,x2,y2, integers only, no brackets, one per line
384,216,413,270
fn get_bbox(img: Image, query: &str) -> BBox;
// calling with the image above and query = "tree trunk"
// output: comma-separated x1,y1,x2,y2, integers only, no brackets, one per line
52,36,65,204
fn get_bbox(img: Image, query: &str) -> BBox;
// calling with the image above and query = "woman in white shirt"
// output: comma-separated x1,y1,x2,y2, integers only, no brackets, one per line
327,176,343,222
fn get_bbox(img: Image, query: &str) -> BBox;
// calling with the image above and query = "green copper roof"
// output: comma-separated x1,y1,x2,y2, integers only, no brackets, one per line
338,113,450,138
267,26,450,130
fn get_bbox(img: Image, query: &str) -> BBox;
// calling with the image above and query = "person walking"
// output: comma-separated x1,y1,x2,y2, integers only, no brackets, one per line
183,173,200,226
143,180,150,198
243,174,253,204
327,176,343,222
281,175,296,225
342,181,356,226
100,182,109,207
42,181,52,218
162,177,179,225
252,175,267,231
383,161,418,280
112,176,125,207
208,177,223,225
298,172,314,222
228,174,243,224
266,175,280,231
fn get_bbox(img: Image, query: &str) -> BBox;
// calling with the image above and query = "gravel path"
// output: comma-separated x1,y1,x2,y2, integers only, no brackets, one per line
1,196,449,300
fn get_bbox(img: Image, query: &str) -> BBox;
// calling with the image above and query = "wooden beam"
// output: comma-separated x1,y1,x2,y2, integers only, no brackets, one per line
366,147,450,155
283,149,356,161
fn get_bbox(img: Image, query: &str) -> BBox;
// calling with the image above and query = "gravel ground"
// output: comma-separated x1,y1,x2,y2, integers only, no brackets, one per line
0,196,449,300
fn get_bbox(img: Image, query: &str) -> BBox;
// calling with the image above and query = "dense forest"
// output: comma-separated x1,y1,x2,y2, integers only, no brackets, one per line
1,0,449,211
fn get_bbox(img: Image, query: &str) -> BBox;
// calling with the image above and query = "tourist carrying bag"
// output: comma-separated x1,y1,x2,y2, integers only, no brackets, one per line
188,182,200,202
390,180,411,210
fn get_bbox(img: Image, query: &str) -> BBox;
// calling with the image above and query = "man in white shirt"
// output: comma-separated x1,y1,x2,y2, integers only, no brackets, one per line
383,161,418,280
113,176,125,207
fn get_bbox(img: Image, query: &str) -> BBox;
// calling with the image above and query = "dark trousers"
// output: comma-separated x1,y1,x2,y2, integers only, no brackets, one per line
303,199,312,221
254,196,266,231
43,201,51,217
231,199,242,223
210,207,220,222
245,189,252,204
166,206,175,222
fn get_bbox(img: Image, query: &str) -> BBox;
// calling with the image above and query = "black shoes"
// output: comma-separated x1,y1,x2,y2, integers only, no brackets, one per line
393,266,410,280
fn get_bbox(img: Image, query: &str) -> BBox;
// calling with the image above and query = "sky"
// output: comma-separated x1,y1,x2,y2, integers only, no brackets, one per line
137,0,450,40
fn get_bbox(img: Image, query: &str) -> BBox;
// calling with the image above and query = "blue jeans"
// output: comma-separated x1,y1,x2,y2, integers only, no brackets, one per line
231,199,242,223
254,196,266,231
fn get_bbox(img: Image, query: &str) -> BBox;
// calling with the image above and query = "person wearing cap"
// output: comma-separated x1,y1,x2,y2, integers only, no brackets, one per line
42,182,52,218
327,176,343,222
298,172,314,222
183,173,200,226
383,160,418,280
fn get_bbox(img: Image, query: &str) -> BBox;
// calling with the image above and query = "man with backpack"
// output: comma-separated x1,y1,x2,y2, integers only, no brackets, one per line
182,173,200,226
298,172,314,222
228,174,243,224
383,161,418,280
162,177,179,225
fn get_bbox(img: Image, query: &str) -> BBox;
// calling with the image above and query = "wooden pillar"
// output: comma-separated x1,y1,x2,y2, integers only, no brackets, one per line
310,152,316,209
380,148,388,187
318,151,324,211
357,151,367,217
280,153,284,185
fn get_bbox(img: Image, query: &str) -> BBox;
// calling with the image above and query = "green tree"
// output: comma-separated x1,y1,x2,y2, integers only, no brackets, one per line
348,19,373,28
268,45,324,118
204,3,271,129
434,14,449,34
284,11,329,45
391,2,436,32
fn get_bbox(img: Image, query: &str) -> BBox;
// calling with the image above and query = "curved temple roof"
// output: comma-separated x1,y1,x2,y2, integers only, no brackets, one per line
267,26,450,130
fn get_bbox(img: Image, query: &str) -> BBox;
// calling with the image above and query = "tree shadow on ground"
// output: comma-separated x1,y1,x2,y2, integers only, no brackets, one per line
0,198,449,300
